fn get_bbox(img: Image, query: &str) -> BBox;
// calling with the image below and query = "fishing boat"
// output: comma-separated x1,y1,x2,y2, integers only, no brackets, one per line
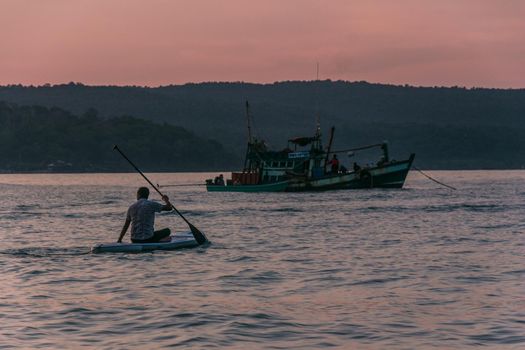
91,232,199,253
206,103,415,192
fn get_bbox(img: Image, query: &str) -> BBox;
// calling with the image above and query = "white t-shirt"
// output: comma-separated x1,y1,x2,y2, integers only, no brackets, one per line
126,198,163,240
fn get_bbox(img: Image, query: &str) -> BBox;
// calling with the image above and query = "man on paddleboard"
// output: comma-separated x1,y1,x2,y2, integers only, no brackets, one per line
117,187,173,243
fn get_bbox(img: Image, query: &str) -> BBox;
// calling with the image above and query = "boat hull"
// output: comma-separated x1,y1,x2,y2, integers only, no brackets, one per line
286,154,415,191
206,180,289,192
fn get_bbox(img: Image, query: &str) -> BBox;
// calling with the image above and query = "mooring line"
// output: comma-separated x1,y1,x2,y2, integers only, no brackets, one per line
412,166,457,190
157,183,206,188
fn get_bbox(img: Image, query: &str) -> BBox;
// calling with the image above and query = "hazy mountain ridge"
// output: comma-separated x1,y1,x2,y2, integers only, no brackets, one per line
1,81,524,169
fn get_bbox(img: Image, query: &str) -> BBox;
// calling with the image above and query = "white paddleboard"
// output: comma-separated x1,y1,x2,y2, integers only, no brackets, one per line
91,232,198,253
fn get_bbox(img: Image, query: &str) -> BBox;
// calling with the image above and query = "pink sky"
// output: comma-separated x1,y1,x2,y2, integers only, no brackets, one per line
1,0,524,87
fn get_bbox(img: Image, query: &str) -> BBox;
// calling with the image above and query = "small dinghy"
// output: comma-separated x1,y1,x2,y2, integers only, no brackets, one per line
91,232,199,253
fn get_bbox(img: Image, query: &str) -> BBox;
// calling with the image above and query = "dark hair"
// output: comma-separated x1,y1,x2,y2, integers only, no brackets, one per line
137,187,149,199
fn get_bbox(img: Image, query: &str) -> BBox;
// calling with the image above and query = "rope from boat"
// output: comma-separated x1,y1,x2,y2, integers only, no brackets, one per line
157,183,206,188
412,166,457,190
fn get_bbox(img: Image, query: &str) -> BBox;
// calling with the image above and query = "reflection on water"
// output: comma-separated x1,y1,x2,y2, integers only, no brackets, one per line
1,171,524,349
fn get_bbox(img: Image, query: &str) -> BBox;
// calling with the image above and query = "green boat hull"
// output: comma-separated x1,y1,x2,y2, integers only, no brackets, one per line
286,154,415,191
206,180,289,192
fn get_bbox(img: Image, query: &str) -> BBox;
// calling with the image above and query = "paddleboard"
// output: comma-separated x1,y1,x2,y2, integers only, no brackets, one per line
91,232,199,253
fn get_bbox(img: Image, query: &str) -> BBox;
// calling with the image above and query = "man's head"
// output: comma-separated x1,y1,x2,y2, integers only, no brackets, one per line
137,187,149,199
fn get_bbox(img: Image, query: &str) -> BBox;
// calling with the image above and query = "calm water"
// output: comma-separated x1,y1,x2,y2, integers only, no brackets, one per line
1,171,524,349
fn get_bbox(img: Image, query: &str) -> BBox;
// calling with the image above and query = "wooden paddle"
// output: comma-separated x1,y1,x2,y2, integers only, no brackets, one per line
113,145,208,245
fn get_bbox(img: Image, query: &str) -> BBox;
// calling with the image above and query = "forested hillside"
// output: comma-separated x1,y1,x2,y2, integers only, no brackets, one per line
0,102,238,172
1,81,524,169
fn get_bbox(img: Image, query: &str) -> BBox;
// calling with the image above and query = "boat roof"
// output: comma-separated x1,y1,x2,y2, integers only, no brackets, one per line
288,137,316,146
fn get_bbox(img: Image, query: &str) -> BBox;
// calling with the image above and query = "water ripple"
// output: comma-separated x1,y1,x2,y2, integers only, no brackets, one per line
0,171,524,349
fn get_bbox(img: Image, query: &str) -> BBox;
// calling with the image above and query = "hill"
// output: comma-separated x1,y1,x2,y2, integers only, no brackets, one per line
0,101,238,172
1,81,524,169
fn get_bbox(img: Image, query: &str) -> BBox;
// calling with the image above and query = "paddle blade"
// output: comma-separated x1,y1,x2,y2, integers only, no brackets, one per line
189,223,208,245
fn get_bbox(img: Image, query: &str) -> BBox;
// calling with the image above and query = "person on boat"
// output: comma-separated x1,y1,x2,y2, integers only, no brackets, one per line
353,162,361,172
328,154,340,173
215,174,225,186
117,187,173,243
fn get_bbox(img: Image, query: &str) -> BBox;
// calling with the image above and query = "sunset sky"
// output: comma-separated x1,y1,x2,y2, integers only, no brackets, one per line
1,0,524,88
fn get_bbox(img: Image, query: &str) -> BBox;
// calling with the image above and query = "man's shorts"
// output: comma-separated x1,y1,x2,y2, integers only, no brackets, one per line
131,228,171,243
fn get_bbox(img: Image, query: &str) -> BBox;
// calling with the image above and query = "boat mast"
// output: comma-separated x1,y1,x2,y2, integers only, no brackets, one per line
245,100,253,144
324,126,335,173
244,100,253,171
315,62,321,134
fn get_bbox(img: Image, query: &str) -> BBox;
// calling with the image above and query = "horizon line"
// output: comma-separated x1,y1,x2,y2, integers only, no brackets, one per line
1,79,524,91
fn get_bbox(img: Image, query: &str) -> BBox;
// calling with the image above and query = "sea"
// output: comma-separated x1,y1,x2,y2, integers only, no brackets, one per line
0,171,524,349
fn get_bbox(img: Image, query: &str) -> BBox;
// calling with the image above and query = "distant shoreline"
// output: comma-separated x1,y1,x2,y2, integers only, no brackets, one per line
0,168,523,175
0,170,233,175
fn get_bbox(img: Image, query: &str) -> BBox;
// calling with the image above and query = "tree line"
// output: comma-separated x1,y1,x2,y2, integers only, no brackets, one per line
0,81,524,169
0,102,238,172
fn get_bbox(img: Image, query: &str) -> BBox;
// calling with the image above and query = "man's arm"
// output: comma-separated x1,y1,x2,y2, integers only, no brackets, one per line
117,218,131,243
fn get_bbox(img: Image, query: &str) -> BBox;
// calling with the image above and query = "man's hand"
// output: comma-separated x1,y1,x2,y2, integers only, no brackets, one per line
161,194,173,211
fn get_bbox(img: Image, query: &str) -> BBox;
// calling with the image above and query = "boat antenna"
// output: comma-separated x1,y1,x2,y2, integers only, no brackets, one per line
245,100,253,143
315,62,321,133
